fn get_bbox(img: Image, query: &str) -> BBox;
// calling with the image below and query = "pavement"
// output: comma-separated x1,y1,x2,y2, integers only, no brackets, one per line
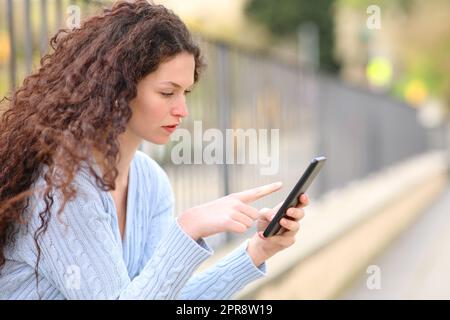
341,183,450,299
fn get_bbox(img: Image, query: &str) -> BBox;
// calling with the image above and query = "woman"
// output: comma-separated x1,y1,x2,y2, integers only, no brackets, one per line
0,0,308,299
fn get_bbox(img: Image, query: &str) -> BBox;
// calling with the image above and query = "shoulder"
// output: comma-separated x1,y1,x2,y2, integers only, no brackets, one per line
31,164,103,208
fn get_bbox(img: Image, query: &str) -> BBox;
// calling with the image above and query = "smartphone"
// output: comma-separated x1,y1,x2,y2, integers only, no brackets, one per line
263,156,327,237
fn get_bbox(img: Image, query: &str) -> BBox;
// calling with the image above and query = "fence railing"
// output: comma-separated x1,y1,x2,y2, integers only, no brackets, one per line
2,0,447,249
1,0,107,94
148,39,446,247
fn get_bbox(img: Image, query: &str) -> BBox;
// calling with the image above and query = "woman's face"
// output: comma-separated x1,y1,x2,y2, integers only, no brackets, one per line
127,52,195,145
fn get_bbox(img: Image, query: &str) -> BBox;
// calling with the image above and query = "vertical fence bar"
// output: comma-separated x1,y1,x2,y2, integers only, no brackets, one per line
40,0,48,57
56,0,63,30
217,43,233,242
447,122,450,178
7,0,16,90
217,43,231,198
24,0,33,75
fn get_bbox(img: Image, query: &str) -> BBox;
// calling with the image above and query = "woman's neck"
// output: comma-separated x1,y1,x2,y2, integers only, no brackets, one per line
93,130,142,189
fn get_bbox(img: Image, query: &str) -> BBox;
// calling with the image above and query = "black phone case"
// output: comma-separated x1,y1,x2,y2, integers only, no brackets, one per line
263,156,326,237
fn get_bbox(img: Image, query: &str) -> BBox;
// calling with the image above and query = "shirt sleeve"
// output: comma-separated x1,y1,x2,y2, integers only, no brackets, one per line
25,183,213,300
177,239,268,300
138,156,268,300
140,199,268,300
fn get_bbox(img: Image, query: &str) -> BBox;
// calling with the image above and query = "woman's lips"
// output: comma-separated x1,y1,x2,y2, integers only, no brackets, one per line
162,125,178,133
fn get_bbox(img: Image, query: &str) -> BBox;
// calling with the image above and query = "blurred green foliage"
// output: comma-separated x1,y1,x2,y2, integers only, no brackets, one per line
244,0,340,73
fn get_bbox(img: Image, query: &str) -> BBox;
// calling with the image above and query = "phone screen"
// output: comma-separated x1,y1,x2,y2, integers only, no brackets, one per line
263,156,327,237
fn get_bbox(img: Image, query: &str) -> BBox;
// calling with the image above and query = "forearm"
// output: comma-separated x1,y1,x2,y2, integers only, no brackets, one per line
179,239,267,299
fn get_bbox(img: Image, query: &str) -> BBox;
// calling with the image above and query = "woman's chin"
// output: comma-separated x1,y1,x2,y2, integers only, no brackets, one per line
147,135,170,145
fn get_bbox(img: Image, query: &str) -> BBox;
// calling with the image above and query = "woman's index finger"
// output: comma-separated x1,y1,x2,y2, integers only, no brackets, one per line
233,182,282,203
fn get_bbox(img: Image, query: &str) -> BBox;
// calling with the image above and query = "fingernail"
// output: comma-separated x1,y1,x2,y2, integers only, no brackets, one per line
274,182,282,187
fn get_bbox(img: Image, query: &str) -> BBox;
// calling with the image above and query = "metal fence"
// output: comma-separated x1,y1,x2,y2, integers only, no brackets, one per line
147,40,447,247
1,0,106,94
2,0,447,249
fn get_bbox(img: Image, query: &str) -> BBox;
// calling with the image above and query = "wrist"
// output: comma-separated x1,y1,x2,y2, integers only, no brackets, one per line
246,238,269,268
177,210,201,241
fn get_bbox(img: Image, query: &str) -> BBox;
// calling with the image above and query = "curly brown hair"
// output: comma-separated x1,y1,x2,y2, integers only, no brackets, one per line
0,0,205,287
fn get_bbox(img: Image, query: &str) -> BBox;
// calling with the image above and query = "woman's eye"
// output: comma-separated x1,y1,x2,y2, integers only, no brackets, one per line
161,90,192,97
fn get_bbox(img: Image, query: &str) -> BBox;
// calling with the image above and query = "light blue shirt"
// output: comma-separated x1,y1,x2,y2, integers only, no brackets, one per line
0,150,266,299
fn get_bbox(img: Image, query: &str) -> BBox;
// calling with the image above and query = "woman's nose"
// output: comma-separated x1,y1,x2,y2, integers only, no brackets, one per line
172,98,189,118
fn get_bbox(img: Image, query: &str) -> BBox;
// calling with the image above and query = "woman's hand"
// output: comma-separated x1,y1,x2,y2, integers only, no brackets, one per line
177,182,283,241
247,194,309,267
